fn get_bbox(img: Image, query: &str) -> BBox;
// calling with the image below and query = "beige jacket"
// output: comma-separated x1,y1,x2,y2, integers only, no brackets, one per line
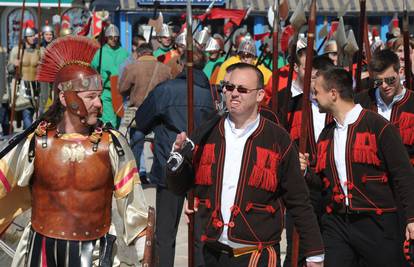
119,55,171,108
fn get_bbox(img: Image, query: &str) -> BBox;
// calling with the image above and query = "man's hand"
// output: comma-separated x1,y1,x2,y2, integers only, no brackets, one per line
183,199,197,224
406,222,414,240
299,152,310,172
173,132,188,152
306,262,323,267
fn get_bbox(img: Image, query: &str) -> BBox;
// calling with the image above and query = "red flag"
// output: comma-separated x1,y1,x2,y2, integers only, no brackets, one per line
326,20,339,40
281,25,294,53
23,19,35,29
208,8,246,26
77,16,92,36
92,12,108,37
254,32,270,41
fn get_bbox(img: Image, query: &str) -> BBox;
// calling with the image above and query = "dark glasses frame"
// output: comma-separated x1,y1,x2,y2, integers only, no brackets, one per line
220,81,262,94
373,76,397,88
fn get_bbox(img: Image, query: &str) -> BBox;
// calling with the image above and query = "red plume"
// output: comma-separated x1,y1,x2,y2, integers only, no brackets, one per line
281,25,294,53
36,36,99,83
23,19,35,29
371,27,379,37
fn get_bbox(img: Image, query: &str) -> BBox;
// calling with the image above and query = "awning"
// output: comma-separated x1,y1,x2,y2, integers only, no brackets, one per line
0,0,72,7
229,0,414,14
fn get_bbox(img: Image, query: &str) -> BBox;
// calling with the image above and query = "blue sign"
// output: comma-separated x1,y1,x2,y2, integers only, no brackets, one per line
137,0,225,6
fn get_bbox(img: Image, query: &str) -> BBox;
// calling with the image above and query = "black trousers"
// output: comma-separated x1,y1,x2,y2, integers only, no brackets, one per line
203,242,281,267
322,212,402,267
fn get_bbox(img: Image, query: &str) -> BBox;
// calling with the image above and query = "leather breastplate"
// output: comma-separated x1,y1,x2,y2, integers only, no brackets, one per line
21,49,40,81
31,129,113,241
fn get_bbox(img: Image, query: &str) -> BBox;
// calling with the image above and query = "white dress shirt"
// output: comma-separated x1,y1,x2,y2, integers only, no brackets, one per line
218,114,260,248
375,87,406,121
333,104,363,205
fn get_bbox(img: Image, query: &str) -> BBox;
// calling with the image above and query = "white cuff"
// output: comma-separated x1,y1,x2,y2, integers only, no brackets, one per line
306,254,324,263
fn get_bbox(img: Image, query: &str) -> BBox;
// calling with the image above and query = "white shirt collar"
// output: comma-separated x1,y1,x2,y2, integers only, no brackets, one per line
225,114,260,138
334,104,363,129
375,87,406,110
291,80,303,98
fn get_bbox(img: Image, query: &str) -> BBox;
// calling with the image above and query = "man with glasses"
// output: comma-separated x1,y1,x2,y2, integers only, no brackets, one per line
91,24,129,128
167,63,324,266
309,67,414,267
356,49,414,164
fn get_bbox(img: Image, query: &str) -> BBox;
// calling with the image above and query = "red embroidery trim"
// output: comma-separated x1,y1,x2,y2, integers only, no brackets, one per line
194,144,216,185
398,112,414,145
288,111,302,141
248,147,279,192
353,132,380,166
315,140,329,173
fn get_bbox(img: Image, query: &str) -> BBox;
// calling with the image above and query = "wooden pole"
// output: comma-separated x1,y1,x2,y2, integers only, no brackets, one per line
291,0,316,266
403,0,412,90
186,1,195,266
271,0,280,113
9,0,26,134
355,0,366,93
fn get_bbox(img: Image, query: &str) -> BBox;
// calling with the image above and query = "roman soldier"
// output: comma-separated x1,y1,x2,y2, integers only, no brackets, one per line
153,24,173,58
0,36,148,266
203,34,225,83
7,23,41,129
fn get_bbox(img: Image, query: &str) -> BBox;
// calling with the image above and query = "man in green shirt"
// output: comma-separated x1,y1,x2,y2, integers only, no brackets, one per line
91,24,129,128
153,24,173,58
203,34,225,82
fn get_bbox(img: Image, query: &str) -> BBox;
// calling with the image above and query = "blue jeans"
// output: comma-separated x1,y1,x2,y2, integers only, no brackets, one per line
129,128,146,176
22,108,34,130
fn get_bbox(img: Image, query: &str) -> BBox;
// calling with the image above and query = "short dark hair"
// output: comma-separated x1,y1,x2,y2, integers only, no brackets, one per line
136,43,153,55
317,67,354,101
313,55,335,71
132,35,146,47
225,62,264,89
369,49,400,74
180,46,206,70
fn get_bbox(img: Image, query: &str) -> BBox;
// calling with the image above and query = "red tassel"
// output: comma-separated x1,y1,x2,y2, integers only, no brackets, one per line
353,132,380,166
195,144,215,185
288,111,302,141
398,112,414,145
248,147,279,192
315,140,329,173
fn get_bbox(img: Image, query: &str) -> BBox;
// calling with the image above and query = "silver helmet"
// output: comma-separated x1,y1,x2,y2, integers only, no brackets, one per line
158,24,172,38
194,27,210,47
237,34,256,57
204,35,224,52
42,24,54,34
175,30,186,47
23,27,36,37
105,24,120,37
323,40,338,55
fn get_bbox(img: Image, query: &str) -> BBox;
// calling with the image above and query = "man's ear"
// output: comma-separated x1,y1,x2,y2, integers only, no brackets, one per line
59,91,67,108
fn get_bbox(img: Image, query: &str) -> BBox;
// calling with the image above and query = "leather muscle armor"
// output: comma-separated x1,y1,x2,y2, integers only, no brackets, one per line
31,129,113,241
21,49,40,81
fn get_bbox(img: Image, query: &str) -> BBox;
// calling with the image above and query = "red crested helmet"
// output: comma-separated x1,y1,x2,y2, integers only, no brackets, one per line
37,36,101,122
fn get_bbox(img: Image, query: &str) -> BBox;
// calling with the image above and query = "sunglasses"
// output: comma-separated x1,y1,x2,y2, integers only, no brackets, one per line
373,76,397,87
221,81,261,94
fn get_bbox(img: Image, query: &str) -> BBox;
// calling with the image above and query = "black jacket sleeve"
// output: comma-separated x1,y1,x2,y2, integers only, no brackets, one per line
280,140,325,257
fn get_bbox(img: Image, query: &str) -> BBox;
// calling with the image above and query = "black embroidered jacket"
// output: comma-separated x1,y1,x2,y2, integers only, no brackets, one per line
167,116,324,257
315,109,414,222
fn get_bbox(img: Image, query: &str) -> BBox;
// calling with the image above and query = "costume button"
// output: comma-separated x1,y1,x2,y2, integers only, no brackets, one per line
85,231,90,236
348,194,353,199
61,232,65,236
73,232,77,236
228,221,235,228
376,209,383,215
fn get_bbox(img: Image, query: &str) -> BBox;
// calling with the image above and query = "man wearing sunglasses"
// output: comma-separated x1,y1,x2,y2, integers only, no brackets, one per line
91,24,129,129
310,67,414,267
356,49,414,164
167,63,324,267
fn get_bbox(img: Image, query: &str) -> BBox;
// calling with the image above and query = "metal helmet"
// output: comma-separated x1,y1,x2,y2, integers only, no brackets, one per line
194,27,210,47
204,36,224,52
237,34,256,57
296,36,308,53
60,27,72,37
175,30,186,47
232,26,248,48
158,24,172,38
105,24,120,37
42,23,54,34
23,27,36,37
323,40,338,54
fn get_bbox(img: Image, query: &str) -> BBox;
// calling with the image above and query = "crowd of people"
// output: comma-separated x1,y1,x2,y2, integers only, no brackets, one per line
0,8,413,267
